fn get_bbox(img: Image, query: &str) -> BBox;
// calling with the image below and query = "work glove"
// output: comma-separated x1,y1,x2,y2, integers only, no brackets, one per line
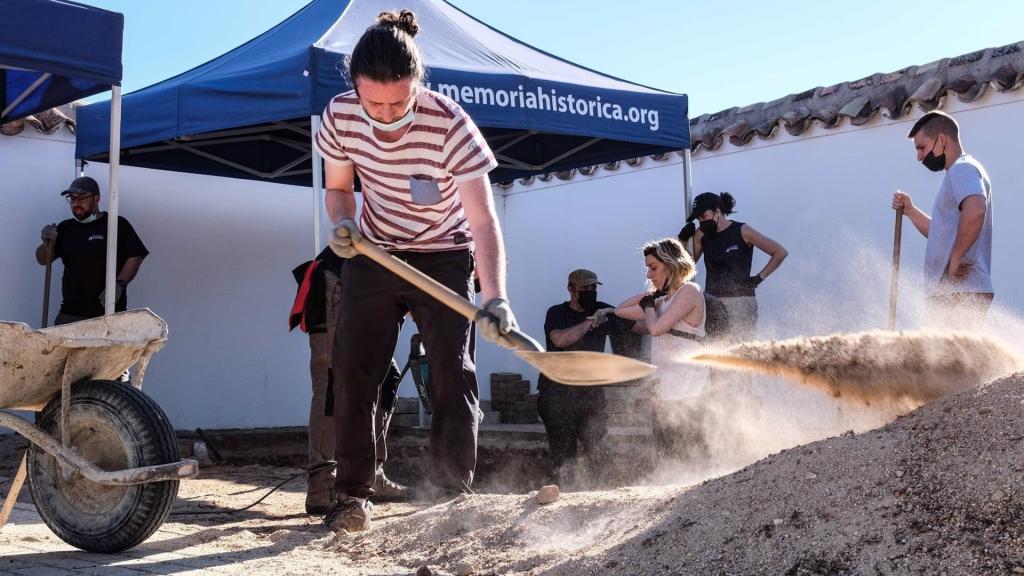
678,221,697,242
479,298,519,347
638,292,660,311
747,274,764,290
329,218,360,258
41,223,58,243
99,280,126,307
590,307,614,329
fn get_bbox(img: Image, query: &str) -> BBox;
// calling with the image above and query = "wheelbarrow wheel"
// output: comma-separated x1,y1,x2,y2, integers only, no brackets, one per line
27,380,180,553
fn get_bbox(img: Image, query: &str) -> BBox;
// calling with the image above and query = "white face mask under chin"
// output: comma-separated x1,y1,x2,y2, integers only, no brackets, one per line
357,105,416,133
76,212,98,224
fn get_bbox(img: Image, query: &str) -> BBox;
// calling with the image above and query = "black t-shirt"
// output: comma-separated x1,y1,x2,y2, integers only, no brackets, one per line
538,301,615,390
543,301,614,352
54,213,149,317
702,220,755,298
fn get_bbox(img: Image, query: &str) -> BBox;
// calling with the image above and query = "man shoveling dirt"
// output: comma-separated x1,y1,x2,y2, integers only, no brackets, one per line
313,9,517,533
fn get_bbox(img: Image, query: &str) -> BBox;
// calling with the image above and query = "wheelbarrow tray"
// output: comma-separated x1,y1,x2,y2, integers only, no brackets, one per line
0,310,197,553
0,309,167,411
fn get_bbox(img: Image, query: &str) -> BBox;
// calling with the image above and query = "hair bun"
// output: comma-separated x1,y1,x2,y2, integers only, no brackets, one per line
719,192,737,215
377,10,420,37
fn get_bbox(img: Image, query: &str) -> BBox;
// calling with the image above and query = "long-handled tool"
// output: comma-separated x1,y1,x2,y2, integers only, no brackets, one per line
344,223,655,386
42,236,54,329
888,205,904,330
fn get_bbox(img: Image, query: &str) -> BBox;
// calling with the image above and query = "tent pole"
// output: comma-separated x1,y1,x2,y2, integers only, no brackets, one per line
682,148,694,254
310,115,323,257
0,73,51,120
104,85,122,315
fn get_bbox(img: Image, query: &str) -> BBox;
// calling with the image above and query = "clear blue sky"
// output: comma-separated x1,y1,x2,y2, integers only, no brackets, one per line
86,0,1022,117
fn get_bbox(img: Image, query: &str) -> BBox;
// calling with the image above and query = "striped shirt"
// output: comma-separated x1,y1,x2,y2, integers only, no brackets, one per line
314,89,497,252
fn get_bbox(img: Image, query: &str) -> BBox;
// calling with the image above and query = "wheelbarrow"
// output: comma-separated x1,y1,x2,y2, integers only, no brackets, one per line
0,309,198,553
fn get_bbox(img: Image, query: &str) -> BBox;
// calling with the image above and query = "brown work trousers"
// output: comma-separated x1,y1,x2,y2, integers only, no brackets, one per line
307,270,401,506
333,250,478,499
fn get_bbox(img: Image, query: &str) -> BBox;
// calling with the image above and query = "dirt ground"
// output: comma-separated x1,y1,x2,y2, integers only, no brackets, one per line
3,371,1024,575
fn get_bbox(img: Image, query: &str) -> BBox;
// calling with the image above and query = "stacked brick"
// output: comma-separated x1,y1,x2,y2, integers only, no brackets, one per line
490,372,538,424
388,397,422,428
603,385,653,432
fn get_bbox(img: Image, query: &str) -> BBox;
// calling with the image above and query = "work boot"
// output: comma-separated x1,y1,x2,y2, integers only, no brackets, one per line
323,497,372,532
372,470,412,501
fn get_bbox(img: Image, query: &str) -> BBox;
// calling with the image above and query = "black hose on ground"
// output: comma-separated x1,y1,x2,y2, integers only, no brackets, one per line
169,462,336,516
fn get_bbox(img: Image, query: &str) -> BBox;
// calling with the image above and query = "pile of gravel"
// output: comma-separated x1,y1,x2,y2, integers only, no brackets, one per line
557,371,1024,575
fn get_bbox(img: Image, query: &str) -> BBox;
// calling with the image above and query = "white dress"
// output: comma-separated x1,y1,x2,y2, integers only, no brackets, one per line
649,282,710,399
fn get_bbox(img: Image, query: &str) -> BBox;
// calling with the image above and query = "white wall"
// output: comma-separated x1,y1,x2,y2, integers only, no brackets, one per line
3,87,1021,429
1,135,323,429
0,130,78,327
499,88,1024,385
494,162,685,380
2,129,487,430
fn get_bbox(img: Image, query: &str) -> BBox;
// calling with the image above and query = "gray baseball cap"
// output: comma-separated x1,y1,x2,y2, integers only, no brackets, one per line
568,269,602,287
61,176,100,197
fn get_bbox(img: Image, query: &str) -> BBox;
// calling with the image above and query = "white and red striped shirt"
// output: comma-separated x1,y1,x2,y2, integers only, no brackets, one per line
315,89,497,252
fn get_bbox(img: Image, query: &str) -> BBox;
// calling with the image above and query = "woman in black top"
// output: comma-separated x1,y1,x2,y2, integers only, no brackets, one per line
679,192,788,341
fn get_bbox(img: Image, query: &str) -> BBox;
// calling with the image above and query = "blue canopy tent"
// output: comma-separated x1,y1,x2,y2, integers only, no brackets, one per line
1,0,125,315
76,0,691,251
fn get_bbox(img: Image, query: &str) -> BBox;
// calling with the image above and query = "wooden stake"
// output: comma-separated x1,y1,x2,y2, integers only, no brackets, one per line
0,452,28,530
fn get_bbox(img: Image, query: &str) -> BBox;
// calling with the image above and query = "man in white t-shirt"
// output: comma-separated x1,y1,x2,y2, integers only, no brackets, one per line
314,10,519,533
892,110,994,328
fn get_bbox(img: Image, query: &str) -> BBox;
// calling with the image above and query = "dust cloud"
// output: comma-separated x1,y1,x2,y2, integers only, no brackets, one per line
690,330,1020,406
631,234,1024,487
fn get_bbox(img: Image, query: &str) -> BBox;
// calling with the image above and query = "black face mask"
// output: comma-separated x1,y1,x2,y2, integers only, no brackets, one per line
699,219,718,235
577,290,598,311
922,137,946,172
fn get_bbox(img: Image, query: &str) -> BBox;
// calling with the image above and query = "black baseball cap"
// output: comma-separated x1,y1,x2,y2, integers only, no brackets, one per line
61,176,100,197
688,192,722,221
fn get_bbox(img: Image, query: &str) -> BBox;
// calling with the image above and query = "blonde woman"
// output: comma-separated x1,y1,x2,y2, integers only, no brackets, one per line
615,238,709,398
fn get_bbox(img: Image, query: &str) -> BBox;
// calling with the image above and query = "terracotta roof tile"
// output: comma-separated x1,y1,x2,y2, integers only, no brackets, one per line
688,41,1024,152
0,105,75,137
495,40,1024,188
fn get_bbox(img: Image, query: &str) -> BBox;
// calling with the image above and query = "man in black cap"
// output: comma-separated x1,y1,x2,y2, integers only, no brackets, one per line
537,268,633,488
36,176,149,325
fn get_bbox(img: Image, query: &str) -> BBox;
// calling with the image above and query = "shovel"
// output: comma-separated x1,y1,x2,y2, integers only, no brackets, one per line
343,224,655,386
888,204,904,330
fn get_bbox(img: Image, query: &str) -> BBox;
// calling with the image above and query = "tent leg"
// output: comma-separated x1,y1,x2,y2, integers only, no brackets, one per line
104,85,122,315
682,148,694,254
310,115,323,257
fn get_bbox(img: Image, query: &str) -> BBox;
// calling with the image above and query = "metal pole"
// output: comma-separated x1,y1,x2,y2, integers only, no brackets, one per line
682,148,694,254
104,85,122,315
310,115,323,257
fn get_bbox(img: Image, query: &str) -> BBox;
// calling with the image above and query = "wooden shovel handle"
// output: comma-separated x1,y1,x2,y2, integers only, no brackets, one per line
345,224,543,352
42,238,54,328
888,208,903,330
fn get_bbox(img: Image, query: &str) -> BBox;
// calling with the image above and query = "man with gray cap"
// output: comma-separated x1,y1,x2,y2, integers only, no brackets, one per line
36,176,149,325
537,269,630,487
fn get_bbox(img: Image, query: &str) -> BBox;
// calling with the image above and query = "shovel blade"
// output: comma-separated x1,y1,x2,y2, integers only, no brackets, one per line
515,351,655,386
